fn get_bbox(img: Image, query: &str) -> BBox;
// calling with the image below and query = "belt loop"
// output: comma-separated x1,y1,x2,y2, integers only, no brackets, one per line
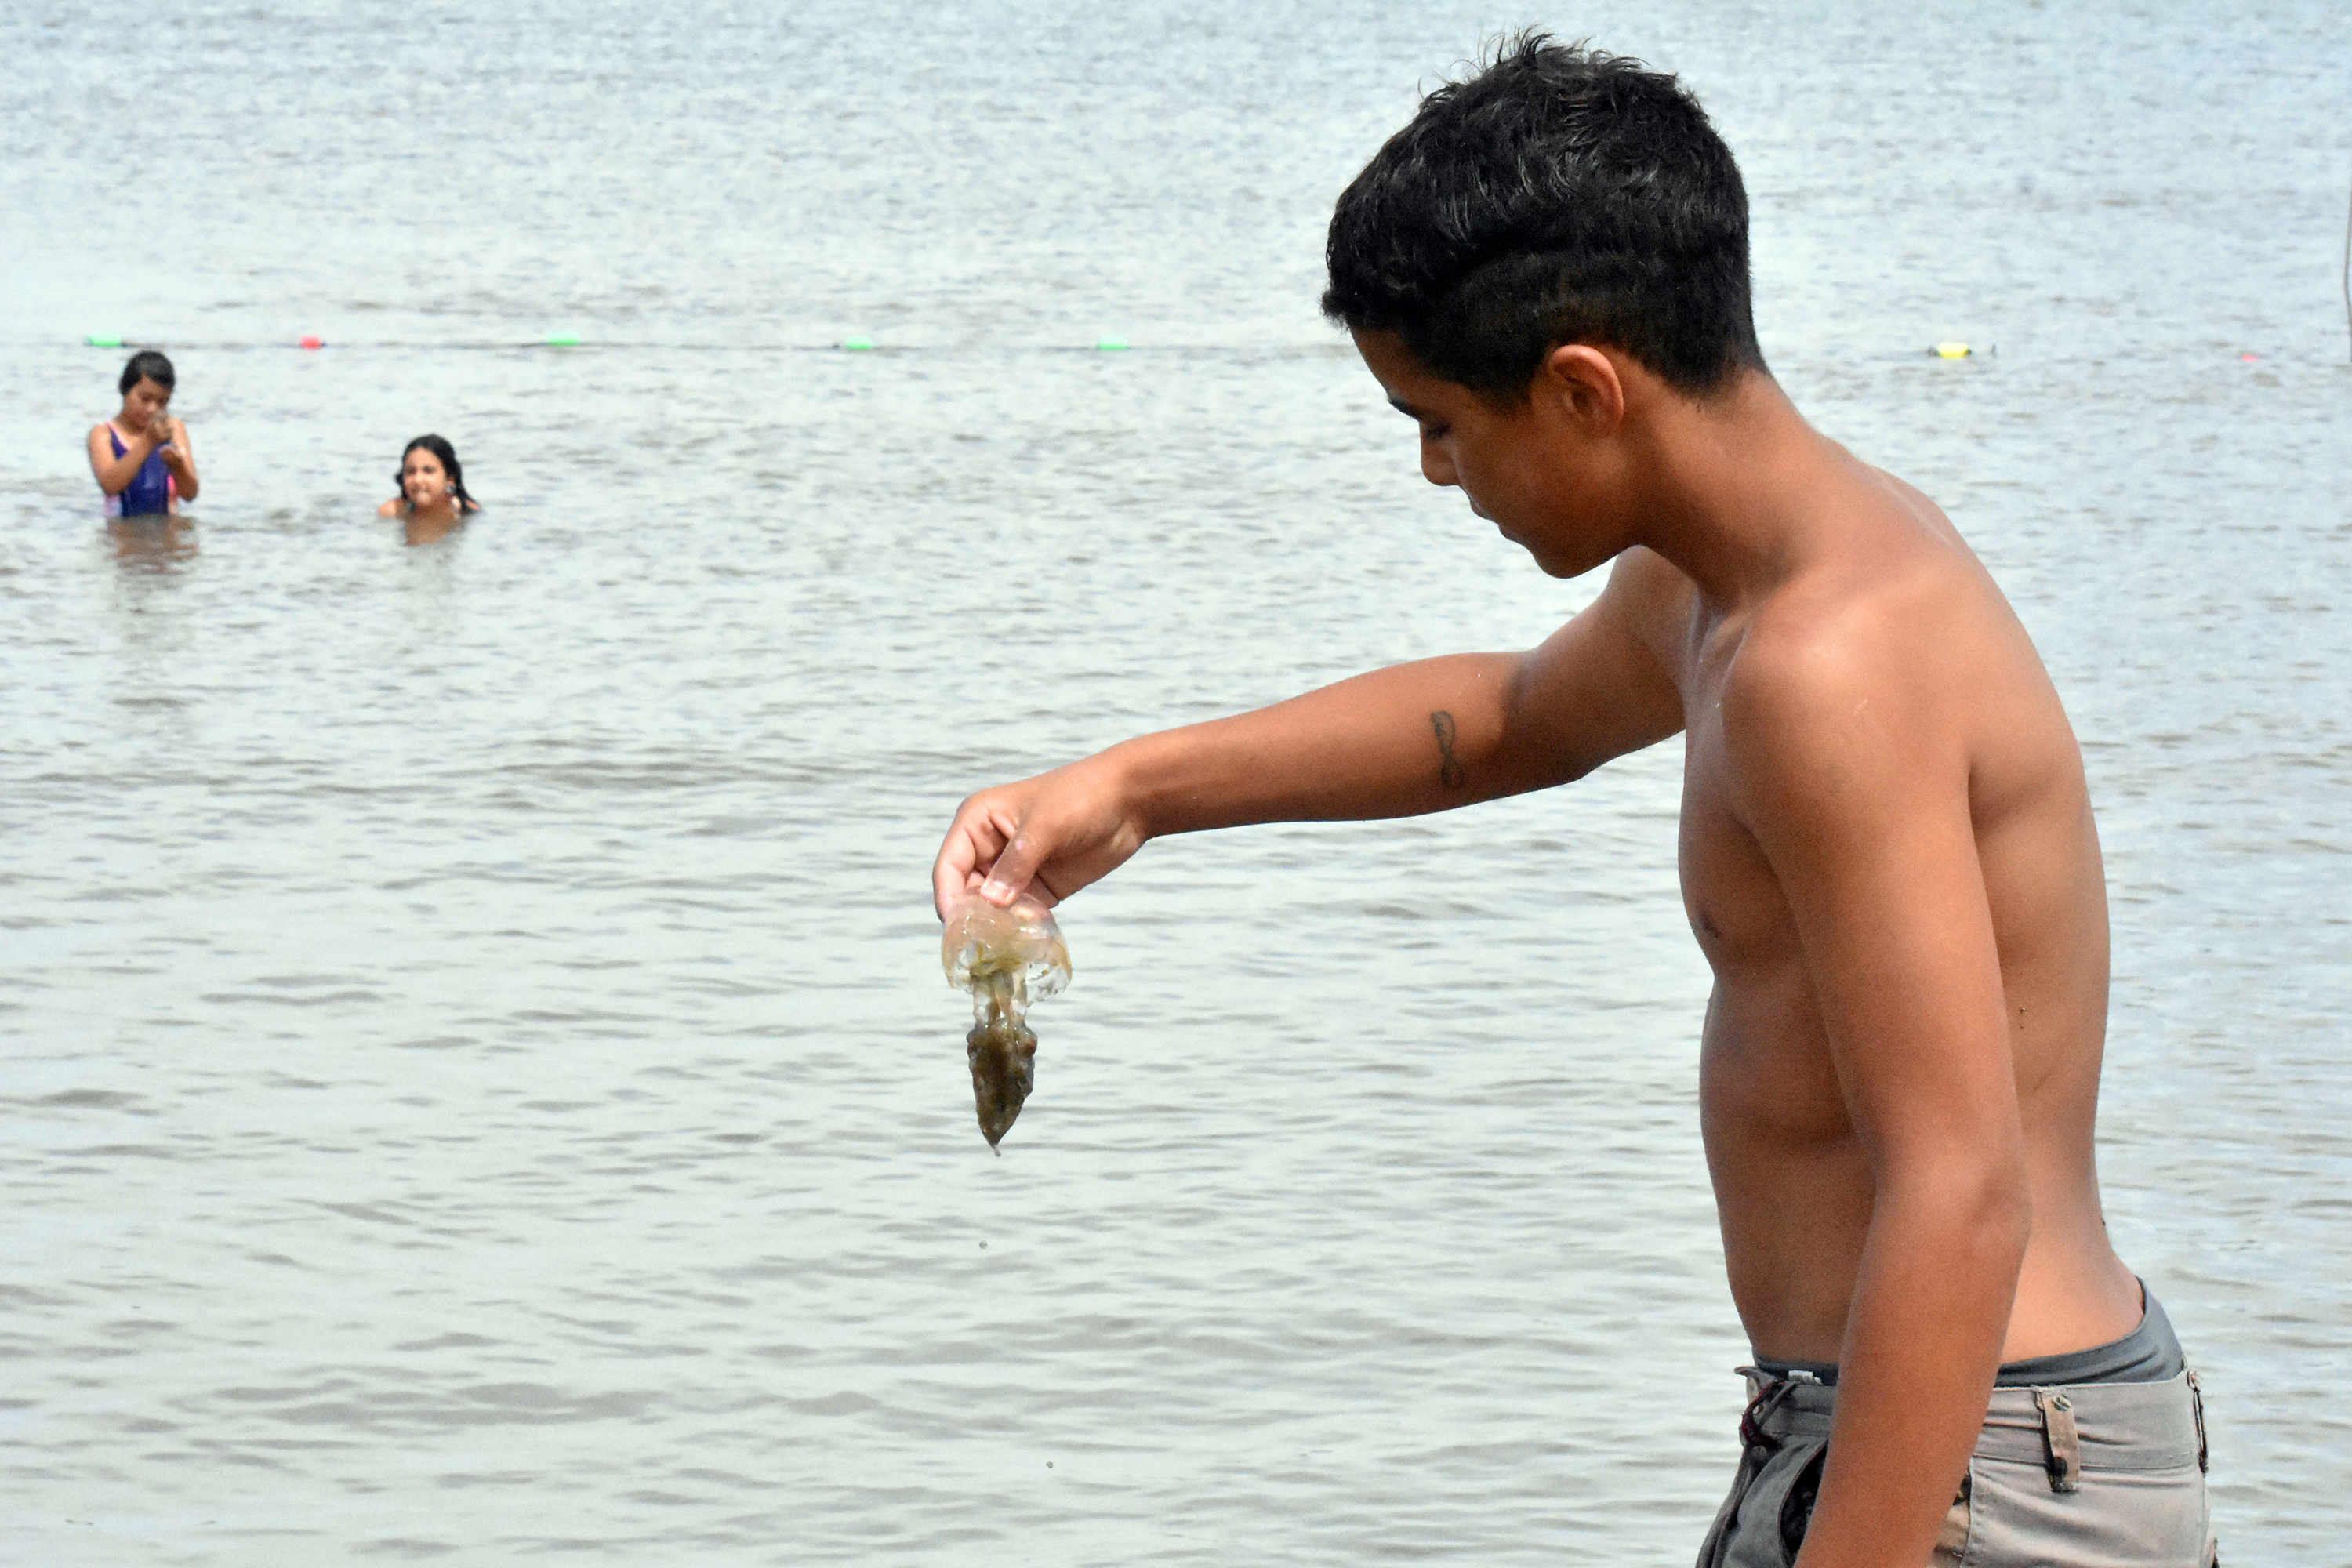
2187,1369,2209,1475
1734,1368,1809,1460
2033,1388,2082,1494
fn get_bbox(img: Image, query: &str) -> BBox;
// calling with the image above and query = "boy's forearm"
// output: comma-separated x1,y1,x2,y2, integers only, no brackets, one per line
1795,1174,2031,1566
1112,652,1534,839
934,651,1572,913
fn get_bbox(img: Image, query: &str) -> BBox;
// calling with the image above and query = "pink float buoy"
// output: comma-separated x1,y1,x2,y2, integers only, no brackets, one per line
299,334,323,350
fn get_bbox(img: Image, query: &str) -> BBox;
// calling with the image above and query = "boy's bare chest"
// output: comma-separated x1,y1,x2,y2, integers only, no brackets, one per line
1671,673,1853,1138
1675,701,1795,973
1668,636,1797,974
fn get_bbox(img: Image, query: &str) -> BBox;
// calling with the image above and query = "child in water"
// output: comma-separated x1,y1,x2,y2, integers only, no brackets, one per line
378,434,480,525
88,350,199,517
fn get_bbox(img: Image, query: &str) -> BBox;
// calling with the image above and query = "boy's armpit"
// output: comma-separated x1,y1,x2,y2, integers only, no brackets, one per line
1497,548,1689,789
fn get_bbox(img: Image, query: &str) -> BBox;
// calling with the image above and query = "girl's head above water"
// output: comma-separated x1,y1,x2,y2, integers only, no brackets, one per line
117,350,176,397
115,350,177,432
395,434,479,514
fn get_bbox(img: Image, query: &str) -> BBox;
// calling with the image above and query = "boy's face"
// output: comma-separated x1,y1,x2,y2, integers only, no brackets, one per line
1352,328,1631,579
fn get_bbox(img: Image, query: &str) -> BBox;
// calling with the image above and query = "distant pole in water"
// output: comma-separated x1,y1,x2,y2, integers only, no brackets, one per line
2343,162,2351,365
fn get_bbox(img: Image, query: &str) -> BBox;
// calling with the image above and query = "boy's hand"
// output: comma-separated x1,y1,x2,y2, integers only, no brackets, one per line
932,753,1149,919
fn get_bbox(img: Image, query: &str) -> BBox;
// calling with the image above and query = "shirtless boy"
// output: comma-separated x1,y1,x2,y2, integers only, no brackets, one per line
932,38,2212,1566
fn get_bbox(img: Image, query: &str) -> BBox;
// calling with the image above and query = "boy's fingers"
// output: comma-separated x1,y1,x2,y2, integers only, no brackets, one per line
932,814,996,917
931,855,979,920
937,784,1083,914
980,794,1079,907
935,794,1030,916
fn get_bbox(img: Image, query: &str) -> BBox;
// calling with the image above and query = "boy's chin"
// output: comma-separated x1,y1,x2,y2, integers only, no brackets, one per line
1490,515,1604,579
1552,550,1624,581
1517,537,1603,579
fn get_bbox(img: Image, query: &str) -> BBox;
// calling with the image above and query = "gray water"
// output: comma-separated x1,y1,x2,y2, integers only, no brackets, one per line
3,1,2349,1561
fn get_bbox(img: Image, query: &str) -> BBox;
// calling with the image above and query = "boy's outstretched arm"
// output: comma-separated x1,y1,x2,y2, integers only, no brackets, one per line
1723,629,2034,1568
932,549,1688,914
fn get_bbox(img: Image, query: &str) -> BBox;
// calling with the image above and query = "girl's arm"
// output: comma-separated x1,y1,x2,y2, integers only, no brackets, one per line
87,422,157,495
378,498,403,517
158,419,199,502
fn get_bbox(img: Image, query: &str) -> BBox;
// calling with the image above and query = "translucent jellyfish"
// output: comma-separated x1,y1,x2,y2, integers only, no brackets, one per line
940,895,1070,1152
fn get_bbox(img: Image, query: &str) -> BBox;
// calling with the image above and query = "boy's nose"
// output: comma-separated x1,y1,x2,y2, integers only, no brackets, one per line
1420,443,1458,488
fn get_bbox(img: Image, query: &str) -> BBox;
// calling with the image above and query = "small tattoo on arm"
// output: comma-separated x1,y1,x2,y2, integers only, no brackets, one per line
1430,710,1465,789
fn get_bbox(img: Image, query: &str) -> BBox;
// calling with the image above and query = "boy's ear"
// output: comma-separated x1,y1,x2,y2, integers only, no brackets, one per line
1538,343,1626,431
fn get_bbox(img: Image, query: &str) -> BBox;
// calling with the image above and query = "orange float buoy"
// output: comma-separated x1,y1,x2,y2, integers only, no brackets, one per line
299,334,323,350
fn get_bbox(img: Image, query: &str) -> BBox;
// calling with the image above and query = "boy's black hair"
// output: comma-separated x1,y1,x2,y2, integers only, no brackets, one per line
1322,34,1766,400
118,350,176,395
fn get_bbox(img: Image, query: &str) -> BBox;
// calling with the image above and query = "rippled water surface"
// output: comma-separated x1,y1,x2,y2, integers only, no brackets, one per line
4,1,2349,1562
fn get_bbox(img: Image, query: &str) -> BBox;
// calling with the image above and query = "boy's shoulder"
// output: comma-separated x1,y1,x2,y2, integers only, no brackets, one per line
1719,484,2004,779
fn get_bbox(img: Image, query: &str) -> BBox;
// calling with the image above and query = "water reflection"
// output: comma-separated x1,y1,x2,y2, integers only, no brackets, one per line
401,512,466,547
105,516,197,571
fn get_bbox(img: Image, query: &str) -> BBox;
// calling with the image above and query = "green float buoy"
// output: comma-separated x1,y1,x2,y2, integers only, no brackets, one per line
545,332,582,347
1095,337,1129,351
86,334,123,348
840,336,875,351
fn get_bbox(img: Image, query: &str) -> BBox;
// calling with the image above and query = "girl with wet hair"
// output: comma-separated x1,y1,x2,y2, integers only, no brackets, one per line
378,434,481,523
89,349,200,515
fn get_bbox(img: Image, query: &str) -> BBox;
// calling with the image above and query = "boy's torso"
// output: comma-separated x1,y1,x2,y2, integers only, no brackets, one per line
1611,469,2143,1365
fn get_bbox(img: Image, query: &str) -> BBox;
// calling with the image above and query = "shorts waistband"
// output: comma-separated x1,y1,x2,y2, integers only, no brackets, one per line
1737,1367,2206,1474
1754,1283,2186,1389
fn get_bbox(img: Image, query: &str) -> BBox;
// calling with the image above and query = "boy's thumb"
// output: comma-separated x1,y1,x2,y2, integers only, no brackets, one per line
979,831,1044,906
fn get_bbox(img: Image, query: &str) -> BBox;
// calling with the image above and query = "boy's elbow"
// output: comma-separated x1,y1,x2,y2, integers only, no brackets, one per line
1886,1149,2033,1265
1979,1167,2034,1259
1948,1156,2034,1272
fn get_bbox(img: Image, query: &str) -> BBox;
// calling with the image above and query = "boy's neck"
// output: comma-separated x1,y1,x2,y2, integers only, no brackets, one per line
1617,370,1868,612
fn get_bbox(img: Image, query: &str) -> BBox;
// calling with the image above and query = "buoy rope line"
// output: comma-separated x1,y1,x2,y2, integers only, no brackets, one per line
60,336,1161,354
57,335,2003,358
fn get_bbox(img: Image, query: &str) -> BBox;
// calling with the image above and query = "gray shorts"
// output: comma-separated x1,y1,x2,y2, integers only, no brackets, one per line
1697,1364,2215,1566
